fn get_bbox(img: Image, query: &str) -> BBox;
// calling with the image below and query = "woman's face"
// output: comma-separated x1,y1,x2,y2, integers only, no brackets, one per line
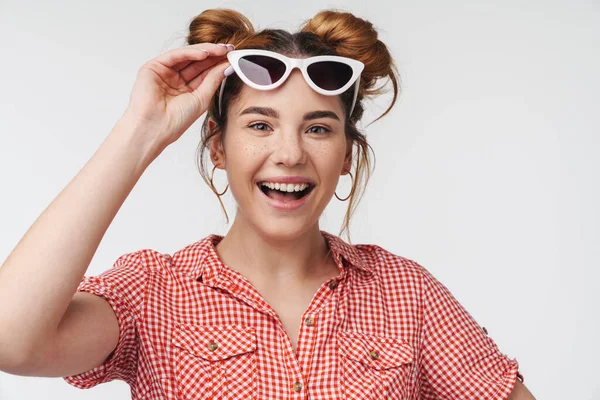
209,69,352,240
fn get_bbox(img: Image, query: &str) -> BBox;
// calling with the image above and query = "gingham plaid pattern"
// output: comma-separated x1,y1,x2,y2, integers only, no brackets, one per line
63,230,523,399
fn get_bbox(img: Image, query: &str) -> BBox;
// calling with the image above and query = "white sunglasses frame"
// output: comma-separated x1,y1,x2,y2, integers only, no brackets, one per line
217,49,364,118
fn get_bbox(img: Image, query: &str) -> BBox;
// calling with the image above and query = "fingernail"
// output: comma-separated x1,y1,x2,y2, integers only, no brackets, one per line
217,43,235,51
224,65,234,77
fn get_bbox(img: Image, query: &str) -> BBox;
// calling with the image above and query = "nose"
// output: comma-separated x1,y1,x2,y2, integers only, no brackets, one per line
272,128,308,168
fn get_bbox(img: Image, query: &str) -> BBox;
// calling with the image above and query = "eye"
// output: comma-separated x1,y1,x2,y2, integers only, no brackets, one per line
307,125,332,134
248,122,272,131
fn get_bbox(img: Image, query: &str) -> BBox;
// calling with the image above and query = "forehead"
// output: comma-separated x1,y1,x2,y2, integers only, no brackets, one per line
231,70,344,118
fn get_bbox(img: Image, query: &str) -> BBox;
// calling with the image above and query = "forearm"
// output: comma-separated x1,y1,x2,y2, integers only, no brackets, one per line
0,115,159,364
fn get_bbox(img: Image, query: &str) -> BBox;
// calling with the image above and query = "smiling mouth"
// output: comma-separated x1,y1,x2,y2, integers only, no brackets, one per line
257,182,316,201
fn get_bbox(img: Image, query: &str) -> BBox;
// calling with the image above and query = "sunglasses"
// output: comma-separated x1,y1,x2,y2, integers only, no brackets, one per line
218,49,365,118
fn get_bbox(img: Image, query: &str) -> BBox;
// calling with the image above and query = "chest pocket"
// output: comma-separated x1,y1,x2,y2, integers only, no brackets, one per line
171,323,258,400
337,330,413,400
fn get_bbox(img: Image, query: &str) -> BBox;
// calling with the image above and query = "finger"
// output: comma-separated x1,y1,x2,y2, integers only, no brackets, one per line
179,55,227,84
172,48,228,72
160,43,231,71
186,60,225,92
172,59,194,72
188,60,231,101
153,43,229,70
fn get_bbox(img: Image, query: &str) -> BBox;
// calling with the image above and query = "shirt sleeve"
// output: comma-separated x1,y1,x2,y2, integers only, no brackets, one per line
418,266,524,399
62,251,149,389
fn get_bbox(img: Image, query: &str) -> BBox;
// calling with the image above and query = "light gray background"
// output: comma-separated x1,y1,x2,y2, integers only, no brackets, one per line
1,0,598,399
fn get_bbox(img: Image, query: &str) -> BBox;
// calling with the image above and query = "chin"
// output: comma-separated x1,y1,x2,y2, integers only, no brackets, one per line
232,184,326,240
254,219,315,242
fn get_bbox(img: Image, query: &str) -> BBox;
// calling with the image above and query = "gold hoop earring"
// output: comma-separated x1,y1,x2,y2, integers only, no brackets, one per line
335,170,354,201
210,164,229,196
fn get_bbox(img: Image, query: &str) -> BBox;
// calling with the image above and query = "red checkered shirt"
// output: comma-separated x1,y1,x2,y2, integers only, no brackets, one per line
63,230,524,399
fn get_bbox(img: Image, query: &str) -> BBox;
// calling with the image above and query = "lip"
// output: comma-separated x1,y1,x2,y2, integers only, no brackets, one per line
256,182,316,212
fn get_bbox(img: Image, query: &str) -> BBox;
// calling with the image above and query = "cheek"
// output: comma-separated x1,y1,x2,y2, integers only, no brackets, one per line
311,140,347,179
224,136,269,190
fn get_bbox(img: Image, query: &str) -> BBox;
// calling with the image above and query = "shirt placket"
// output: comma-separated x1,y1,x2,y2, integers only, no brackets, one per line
279,267,345,400
293,270,345,399
213,258,348,400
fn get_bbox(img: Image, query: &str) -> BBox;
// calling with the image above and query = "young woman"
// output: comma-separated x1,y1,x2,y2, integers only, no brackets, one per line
0,8,535,400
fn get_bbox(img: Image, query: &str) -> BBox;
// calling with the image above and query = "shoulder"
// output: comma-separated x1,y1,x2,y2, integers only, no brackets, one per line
354,241,428,282
116,234,216,271
95,246,178,287
124,234,217,279
108,247,171,275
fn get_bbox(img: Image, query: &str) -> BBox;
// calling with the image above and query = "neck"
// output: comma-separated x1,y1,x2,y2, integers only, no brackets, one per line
215,214,332,286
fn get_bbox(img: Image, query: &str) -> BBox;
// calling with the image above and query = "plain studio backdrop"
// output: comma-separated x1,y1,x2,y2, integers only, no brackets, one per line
1,0,599,399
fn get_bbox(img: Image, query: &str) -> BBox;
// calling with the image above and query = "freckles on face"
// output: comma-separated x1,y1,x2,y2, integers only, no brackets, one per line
219,73,350,225
229,121,344,178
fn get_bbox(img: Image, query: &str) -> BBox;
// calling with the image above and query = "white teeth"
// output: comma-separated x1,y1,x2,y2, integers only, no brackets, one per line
260,182,310,192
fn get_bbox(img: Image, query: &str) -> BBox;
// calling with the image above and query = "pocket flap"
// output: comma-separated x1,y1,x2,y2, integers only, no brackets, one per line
338,330,413,370
172,323,257,361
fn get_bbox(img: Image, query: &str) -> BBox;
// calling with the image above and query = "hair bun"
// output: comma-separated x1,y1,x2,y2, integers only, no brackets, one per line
301,10,378,55
301,9,400,118
187,8,255,46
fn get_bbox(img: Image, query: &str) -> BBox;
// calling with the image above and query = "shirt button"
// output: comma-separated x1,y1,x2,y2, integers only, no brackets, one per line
482,326,488,335
369,350,379,360
304,316,315,326
328,279,339,289
293,381,303,392
207,341,218,351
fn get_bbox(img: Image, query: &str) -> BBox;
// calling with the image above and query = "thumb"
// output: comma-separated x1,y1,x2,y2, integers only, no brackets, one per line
193,61,231,107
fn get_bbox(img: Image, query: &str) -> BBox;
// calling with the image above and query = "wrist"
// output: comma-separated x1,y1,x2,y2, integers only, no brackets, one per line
110,114,165,169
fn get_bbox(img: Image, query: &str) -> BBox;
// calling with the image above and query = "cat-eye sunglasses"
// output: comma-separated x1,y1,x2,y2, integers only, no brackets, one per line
218,49,364,118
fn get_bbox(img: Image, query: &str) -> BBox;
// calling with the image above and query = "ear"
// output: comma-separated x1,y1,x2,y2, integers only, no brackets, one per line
208,118,226,169
342,137,353,175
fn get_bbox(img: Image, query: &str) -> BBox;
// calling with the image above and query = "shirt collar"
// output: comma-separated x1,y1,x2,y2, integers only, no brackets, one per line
180,230,374,283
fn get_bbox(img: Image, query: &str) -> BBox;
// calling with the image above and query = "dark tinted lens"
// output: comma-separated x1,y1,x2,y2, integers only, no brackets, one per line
239,55,286,85
307,61,353,90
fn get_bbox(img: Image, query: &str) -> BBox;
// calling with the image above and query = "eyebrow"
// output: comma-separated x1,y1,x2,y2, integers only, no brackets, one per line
238,106,340,122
